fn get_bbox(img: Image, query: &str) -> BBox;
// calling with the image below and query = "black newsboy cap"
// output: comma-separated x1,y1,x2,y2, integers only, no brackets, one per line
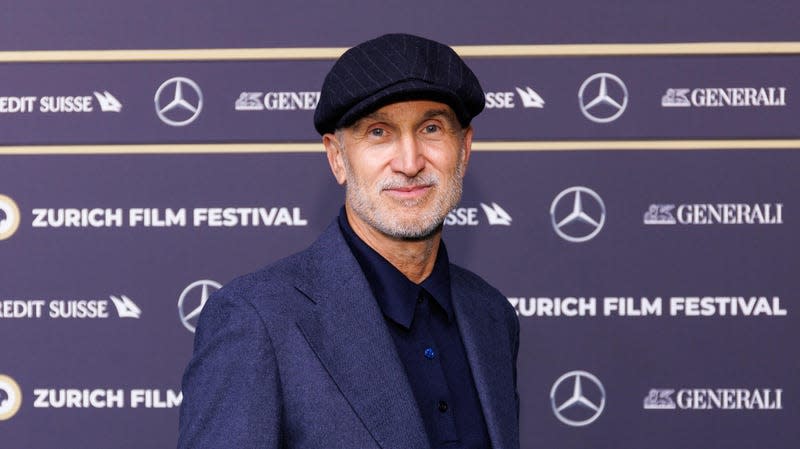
314,33,485,135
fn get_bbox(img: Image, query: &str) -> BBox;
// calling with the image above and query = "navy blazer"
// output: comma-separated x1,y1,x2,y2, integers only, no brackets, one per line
179,220,520,449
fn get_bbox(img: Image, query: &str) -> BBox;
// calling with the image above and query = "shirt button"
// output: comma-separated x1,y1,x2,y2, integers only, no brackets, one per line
424,347,436,359
417,293,424,304
438,400,448,412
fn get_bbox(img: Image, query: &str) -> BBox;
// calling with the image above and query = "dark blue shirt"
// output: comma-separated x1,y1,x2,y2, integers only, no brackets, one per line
338,208,491,449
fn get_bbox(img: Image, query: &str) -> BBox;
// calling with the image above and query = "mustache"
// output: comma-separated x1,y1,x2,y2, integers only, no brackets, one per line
378,173,440,190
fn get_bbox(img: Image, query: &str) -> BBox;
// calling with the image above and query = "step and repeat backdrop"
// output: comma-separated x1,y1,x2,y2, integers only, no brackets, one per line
1,2,798,448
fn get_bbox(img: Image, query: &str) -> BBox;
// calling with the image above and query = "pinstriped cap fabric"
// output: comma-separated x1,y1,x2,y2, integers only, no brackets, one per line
314,33,485,135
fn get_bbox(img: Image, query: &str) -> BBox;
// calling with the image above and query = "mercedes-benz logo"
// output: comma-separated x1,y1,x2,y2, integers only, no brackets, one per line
178,279,221,333
550,370,606,427
550,186,605,243
578,73,628,123
155,76,203,126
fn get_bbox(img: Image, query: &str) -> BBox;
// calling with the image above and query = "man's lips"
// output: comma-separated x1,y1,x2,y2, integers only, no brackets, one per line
384,184,432,198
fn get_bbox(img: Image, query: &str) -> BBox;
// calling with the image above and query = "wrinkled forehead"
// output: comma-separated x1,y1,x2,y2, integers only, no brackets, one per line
348,100,461,131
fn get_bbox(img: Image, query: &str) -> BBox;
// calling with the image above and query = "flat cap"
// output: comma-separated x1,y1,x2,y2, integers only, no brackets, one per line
314,33,485,135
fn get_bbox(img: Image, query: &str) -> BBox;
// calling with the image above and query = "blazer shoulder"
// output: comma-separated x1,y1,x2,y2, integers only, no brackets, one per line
211,249,314,308
208,220,350,313
450,263,505,299
450,263,516,322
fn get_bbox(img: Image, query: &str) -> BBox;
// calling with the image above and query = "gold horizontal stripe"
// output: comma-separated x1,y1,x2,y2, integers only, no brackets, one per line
0,47,348,63
0,143,323,154
0,140,798,155
473,140,800,151
0,42,799,63
454,42,800,57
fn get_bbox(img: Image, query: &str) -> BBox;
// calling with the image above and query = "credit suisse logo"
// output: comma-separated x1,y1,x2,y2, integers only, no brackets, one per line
445,202,513,226
0,92,122,114
484,86,545,109
0,295,142,320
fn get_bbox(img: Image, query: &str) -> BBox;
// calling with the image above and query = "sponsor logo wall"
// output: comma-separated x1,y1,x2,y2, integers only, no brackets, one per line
1,4,798,449
0,56,798,145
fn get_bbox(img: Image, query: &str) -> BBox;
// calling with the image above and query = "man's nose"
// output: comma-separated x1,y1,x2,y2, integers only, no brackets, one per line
390,135,426,177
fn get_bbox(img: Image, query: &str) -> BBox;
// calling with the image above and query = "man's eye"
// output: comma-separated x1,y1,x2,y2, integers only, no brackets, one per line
424,124,440,133
369,128,385,137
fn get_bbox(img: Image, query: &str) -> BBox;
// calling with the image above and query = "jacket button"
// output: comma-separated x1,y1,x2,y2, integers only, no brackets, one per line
424,347,436,359
438,400,448,412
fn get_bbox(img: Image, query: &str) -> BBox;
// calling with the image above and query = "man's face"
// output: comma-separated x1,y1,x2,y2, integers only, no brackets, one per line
324,100,473,240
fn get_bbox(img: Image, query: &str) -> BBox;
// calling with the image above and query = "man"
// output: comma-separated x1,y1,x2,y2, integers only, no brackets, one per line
179,33,519,449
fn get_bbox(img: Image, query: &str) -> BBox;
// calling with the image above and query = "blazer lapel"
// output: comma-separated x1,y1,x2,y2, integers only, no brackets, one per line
293,223,429,449
451,273,517,449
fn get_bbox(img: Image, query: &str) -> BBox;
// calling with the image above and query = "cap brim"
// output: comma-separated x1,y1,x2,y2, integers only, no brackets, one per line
334,79,471,130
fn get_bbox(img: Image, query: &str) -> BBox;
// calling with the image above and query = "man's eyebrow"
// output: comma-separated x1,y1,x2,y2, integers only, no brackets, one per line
353,107,459,129
360,111,390,122
422,108,459,127
350,111,389,131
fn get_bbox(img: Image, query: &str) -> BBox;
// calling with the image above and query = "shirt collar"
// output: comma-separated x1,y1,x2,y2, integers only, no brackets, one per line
337,207,454,329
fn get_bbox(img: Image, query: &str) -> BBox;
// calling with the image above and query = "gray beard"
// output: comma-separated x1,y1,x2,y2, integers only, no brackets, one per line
343,151,465,240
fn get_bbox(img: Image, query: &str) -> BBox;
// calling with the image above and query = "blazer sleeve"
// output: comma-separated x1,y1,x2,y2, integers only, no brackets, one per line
178,289,282,449
510,304,520,422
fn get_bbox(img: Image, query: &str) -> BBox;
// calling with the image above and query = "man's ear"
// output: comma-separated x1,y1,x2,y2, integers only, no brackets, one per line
323,133,347,185
461,125,474,175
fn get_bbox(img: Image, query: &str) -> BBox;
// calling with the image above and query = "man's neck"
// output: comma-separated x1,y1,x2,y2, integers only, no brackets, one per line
345,207,440,284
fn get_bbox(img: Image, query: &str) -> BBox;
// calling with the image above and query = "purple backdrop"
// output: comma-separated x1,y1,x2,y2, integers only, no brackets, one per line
1,2,797,448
